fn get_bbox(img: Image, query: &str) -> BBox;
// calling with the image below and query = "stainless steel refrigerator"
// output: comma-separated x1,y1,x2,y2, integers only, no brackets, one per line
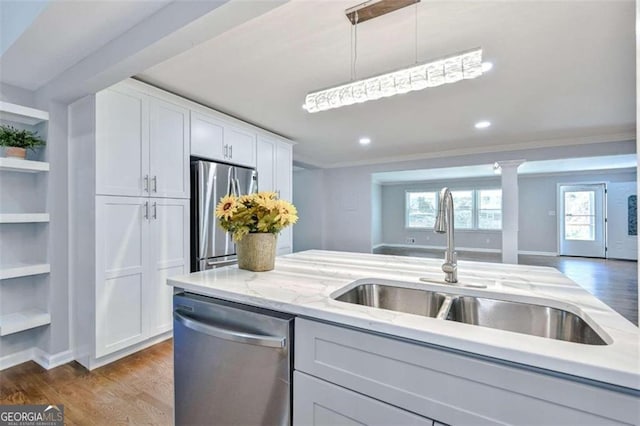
190,159,258,272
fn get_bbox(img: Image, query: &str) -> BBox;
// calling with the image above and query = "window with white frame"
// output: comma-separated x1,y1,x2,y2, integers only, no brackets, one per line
405,189,502,230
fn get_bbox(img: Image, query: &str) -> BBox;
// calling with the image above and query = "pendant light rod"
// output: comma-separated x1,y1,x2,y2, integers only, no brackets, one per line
345,0,421,25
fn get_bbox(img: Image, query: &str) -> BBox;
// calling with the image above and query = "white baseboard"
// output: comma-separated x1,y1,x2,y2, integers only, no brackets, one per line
376,244,558,257
0,347,75,371
33,348,74,370
0,348,35,371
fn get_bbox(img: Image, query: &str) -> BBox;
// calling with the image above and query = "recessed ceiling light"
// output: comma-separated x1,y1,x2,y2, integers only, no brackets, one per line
475,121,491,129
359,137,371,145
481,62,493,72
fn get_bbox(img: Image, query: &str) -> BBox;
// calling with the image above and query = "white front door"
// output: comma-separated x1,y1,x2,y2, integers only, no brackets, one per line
559,184,606,258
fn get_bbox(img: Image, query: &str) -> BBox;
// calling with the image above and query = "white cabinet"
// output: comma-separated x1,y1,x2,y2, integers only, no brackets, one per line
70,81,191,370
95,196,148,357
148,198,189,335
295,318,637,426
94,196,188,361
257,136,293,255
294,371,434,426
190,110,256,168
96,85,189,199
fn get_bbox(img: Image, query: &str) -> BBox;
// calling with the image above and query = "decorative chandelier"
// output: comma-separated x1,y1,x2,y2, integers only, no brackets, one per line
303,0,486,113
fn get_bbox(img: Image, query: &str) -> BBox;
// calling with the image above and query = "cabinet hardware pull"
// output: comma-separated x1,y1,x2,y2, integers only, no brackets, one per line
224,144,228,158
144,175,149,192
144,201,149,219
152,202,157,219
152,176,157,192
229,145,233,159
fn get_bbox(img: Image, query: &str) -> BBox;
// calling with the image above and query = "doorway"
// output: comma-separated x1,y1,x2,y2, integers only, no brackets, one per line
559,184,606,258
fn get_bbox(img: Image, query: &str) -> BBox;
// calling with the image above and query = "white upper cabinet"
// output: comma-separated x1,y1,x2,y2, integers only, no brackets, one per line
257,135,293,255
190,110,256,168
149,98,189,198
225,124,256,168
96,85,189,199
191,112,225,162
96,88,149,197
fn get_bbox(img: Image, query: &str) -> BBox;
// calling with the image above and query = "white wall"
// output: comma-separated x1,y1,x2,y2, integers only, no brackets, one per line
296,140,636,254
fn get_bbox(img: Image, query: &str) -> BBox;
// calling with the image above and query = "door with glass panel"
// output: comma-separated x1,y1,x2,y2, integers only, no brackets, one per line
559,184,606,257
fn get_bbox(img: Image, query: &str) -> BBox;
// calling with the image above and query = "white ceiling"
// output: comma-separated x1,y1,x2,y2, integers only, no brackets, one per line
372,154,638,184
139,0,635,168
0,0,171,91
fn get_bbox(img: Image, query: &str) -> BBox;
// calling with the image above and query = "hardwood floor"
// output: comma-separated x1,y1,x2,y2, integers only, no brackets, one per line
374,246,639,325
0,340,174,425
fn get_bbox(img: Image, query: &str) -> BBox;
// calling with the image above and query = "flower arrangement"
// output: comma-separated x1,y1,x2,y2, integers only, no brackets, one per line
215,191,298,241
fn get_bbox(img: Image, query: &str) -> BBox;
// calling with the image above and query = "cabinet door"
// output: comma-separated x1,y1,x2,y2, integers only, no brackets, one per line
149,98,189,199
96,89,149,197
294,372,434,426
191,111,225,162
256,135,276,192
95,196,149,358
276,142,293,255
148,198,189,336
225,125,256,168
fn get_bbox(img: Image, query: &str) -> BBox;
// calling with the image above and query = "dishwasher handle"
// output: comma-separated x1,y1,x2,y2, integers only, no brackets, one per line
174,311,286,349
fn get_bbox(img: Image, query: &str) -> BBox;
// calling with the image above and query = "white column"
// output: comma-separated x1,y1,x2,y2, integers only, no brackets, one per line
497,160,525,264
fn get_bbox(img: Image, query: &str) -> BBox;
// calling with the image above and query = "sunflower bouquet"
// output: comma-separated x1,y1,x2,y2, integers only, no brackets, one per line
215,191,298,241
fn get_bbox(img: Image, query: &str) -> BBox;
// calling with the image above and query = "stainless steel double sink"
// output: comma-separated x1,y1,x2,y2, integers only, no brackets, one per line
332,279,609,345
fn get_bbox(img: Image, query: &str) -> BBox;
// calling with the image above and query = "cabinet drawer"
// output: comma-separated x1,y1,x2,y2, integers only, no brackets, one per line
294,371,433,426
295,318,636,426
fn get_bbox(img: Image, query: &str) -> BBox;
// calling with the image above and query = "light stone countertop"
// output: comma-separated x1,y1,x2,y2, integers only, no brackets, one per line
168,249,640,391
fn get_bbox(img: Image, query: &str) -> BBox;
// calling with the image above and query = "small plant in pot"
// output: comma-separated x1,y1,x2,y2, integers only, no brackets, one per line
0,125,46,160
215,191,298,272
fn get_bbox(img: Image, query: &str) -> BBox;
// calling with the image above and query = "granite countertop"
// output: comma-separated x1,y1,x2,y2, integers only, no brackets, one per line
168,250,640,390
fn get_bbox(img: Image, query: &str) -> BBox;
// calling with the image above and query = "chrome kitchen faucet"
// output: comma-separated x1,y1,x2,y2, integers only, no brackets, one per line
434,187,458,283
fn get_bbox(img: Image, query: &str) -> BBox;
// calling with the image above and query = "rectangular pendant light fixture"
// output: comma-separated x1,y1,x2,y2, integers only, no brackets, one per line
303,48,483,113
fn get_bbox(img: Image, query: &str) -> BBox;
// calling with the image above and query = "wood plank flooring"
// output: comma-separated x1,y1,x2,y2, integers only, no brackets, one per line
0,340,174,425
374,246,639,325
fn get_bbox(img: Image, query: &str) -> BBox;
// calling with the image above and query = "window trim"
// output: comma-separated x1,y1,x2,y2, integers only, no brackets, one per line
404,188,502,231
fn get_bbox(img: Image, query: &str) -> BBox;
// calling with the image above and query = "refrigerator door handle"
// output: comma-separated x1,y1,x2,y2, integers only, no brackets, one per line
174,311,286,348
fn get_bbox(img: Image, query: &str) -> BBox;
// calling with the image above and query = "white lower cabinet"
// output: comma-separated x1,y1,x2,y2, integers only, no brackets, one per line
294,318,638,426
90,196,188,366
294,371,434,426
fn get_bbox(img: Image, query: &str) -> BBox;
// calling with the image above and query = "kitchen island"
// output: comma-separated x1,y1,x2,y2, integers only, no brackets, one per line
169,250,640,425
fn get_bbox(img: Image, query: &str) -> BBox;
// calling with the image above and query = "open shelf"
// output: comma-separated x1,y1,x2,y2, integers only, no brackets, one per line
0,214,49,224
0,157,49,173
0,101,49,125
0,264,50,280
0,309,51,336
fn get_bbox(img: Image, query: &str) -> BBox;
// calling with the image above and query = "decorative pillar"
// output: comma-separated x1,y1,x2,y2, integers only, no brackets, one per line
496,160,525,264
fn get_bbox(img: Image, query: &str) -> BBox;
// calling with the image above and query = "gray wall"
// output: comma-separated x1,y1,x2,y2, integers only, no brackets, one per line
292,140,636,254
379,169,637,254
293,169,325,252
371,183,382,246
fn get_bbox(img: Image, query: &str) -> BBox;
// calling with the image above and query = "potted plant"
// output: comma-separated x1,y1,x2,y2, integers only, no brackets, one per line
0,125,46,160
215,191,298,271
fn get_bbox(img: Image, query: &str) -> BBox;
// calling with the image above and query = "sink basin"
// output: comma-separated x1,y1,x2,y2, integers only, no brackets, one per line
335,283,446,318
446,296,607,345
332,279,610,345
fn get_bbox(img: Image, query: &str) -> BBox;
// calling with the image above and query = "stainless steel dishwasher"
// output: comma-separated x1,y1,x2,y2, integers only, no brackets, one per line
173,292,293,426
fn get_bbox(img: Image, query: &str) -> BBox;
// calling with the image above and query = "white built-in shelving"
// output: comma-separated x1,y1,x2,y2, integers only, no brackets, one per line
0,101,49,125
0,263,50,280
0,157,49,173
0,213,49,223
0,309,51,336
0,101,51,339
